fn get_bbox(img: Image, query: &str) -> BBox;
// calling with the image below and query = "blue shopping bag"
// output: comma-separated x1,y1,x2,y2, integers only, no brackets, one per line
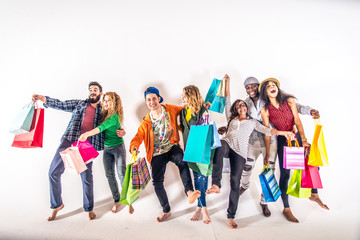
9,102,35,134
204,78,226,114
210,121,221,149
183,124,212,164
259,166,281,202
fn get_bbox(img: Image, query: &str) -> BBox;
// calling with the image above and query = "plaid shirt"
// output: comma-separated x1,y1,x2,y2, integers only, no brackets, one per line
44,96,104,151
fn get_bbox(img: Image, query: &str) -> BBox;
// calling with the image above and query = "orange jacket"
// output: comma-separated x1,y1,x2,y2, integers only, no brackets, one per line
129,104,183,164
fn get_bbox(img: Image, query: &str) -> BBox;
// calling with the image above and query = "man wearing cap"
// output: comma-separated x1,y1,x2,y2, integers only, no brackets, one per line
239,76,324,217
130,87,201,222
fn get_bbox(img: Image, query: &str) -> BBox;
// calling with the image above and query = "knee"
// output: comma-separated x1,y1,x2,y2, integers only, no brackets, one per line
230,177,241,190
243,163,253,172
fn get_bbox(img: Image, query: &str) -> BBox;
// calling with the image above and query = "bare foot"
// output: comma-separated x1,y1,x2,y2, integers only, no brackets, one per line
260,203,271,217
188,190,201,204
128,204,134,214
202,207,211,224
111,202,121,213
47,204,64,221
309,193,329,210
228,219,238,229
156,212,171,222
190,207,201,221
205,185,220,195
283,208,299,223
88,210,96,220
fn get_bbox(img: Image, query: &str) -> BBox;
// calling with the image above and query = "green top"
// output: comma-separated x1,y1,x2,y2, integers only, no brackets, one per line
98,114,124,147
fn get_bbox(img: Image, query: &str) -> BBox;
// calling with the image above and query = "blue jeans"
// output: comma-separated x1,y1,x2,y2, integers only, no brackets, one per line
103,144,126,202
193,171,208,207
49,138,94,211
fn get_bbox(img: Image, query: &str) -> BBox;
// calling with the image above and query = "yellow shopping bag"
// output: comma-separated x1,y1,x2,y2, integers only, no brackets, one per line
308,119,329,167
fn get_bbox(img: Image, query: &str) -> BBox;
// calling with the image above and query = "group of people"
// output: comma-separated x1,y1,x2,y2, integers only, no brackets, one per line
31,75,328,229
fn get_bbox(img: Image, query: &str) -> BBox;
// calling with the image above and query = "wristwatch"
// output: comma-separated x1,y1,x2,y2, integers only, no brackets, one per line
302,138,307,142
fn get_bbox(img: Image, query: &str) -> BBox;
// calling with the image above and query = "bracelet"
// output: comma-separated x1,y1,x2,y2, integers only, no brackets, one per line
302,138,307,142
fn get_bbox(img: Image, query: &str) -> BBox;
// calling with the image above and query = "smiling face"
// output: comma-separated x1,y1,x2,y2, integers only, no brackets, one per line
181,92,188,106
245,84,259,98
235,100,247,116
266,81,279,98
89,85,102,103
103,95,113,111
145,93,161,111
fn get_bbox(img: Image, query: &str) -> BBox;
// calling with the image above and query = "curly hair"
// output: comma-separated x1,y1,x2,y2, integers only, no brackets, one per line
226,99,248,131
183,85,204,115
259,80,296,110
101,92,124,125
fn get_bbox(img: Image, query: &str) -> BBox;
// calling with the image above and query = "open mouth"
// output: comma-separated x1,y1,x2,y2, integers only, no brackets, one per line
271,89,276,94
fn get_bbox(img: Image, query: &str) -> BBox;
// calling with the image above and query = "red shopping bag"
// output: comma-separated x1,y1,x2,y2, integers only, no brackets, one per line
301,149,323,189
11,108,44,148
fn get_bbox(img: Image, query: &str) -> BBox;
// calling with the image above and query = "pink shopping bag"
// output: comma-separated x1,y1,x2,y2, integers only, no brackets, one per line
60,146,88,174
301,149,323,189
71,140,99,164
283,139,305,170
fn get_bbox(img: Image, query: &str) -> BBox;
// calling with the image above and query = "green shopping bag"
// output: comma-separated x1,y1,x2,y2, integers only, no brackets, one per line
119,159,140,205
187,150,214,176
287,169,311,198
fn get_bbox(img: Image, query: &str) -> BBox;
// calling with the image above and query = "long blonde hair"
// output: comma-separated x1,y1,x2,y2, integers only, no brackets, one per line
101,92,124,125
183,85,204,115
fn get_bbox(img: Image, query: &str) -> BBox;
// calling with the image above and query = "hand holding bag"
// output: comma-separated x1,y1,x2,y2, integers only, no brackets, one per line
71,140,99,164
283,139,305,170
119,153,140,205
132,152,151,190
11,106,44,148
259,165,281,202
204,78,226,114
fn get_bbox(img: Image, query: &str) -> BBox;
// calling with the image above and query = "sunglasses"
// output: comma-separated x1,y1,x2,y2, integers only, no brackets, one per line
235,103,246,110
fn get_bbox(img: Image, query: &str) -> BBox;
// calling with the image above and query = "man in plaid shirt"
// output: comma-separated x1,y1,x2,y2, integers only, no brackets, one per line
33,82,123,221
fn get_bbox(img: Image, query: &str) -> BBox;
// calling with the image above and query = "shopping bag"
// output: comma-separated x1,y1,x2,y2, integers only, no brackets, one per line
204,78,226,114
71,140,99,164
301,149,323,189
183,118,212,164
188,150,214,176
60,146,88,174
9,102,35,134
287,169,311,198
132,152,151,190
283,139,305,170
259,166,281,202
11,107,44,148
119,159,140,205
308,119,329,167
210,121,221,149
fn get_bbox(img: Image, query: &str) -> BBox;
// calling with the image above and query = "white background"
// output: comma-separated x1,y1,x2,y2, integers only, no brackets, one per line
1,0,359,239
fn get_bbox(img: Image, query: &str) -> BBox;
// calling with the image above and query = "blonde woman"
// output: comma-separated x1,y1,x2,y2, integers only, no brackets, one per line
179,85,212,224
79,92,134,214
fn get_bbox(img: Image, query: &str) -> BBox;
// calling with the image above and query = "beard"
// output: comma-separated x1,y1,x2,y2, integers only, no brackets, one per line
89,94,101,103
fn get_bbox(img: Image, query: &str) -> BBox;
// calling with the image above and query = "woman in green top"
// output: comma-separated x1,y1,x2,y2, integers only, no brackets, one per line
79,92,134,214
179,85,212,224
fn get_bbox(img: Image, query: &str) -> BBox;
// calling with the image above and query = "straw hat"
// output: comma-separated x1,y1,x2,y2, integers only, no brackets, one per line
259,78,280,92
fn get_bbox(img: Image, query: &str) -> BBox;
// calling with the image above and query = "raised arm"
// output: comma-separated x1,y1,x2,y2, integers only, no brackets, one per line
33,94,82,112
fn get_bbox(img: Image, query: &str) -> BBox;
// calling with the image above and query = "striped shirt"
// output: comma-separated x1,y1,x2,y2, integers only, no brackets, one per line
223,97,271,159
44,96,104,151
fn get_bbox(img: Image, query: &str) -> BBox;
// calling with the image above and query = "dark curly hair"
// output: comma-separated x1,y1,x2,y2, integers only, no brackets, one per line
259,80,295,110
226,99,249,132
